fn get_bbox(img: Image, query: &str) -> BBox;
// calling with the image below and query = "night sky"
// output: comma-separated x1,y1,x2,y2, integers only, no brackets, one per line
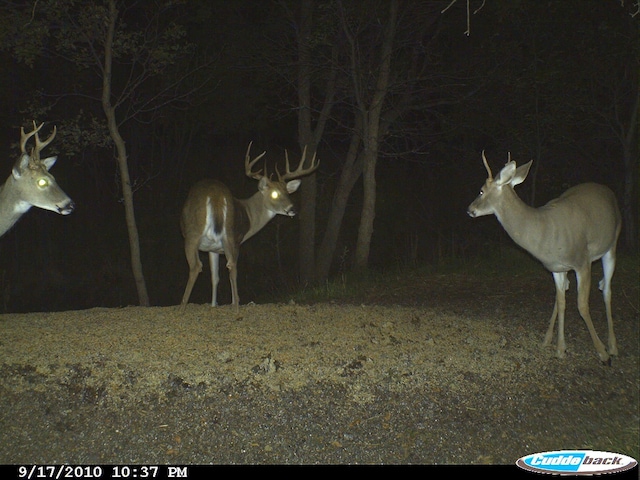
0,0,636,312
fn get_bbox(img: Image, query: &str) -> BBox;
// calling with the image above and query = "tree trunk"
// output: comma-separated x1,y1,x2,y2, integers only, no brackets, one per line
296,0,316,285
295,0,338,285
102,0,149,306
622,89,638,251
354,147,377,269
316,132,364,283
352,0,398,269
298,169,317,285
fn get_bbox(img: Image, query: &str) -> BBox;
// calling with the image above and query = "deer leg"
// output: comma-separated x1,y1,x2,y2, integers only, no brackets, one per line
228,260,239,313
208,252,220,307
543,300,558,348
180,238,202,310
223,240,240,312
576,265,609,363
599,249,618,356
549,272,569,358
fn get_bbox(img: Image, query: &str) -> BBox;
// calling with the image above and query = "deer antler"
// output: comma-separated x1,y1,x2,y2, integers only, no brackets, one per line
35,124,57,153
20,121,56,162
277,145,319,182
20,121,44,155
481,150,493,180
245,141,267,180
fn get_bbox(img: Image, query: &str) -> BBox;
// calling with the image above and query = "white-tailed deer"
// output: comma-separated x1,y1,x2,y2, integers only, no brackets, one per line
0,121,75,237
180,142,319,312
467,152,621,363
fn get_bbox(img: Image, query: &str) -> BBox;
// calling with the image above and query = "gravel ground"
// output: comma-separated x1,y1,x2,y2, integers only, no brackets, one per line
0,267,638,466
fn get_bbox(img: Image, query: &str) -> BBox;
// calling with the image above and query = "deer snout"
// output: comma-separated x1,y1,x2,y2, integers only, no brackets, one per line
58,200,75,215
467,198,482,218
285,205,297,217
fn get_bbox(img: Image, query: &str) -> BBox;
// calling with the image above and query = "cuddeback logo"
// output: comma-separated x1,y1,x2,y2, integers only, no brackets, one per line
516,450,637,475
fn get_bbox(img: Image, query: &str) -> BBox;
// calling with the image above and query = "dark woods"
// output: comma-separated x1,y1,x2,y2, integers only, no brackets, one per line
0,0,636,312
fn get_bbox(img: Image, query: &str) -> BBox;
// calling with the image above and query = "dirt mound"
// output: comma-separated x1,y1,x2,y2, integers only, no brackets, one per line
0,271,638,464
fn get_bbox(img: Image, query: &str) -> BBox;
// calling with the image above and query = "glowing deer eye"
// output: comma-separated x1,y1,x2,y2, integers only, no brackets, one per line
37,178,49,188
270,191,279,199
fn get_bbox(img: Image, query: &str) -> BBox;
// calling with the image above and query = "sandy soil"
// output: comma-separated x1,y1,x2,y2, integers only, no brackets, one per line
0,269,638,465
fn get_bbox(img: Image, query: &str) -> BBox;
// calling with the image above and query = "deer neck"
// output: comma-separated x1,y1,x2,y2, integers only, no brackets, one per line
0,175,30,237
238,191,276,243
493,186,544,253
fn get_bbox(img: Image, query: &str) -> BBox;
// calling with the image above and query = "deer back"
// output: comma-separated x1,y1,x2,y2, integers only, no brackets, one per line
542,183,621,256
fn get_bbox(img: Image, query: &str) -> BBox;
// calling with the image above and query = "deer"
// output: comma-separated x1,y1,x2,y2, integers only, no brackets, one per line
0,121,75,237
180,142,319,313
467,152,622,363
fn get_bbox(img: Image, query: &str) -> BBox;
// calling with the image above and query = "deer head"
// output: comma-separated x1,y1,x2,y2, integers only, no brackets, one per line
12,121,75,216
244,141,319,217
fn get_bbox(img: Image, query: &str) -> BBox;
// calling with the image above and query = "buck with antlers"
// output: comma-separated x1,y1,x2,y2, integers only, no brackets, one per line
180,142,319,312
468,152,621,363
0,121,75,237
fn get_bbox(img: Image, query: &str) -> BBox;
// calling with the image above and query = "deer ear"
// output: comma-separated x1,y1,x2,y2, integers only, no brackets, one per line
12,155,29,178
286,179,301,193
511,160,533,186
494,162,516,186
42,156,57,171
258,176,269,191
